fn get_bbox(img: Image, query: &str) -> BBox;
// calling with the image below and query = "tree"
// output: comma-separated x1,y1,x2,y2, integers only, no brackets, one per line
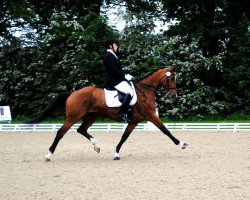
158,0,250,117
161,0,249,57
0,2,116,118
1,0,249,119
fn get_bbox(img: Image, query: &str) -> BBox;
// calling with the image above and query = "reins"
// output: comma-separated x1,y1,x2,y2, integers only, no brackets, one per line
133,81,157,93
133,76,176,95
132,81,154,102
132,72,176,102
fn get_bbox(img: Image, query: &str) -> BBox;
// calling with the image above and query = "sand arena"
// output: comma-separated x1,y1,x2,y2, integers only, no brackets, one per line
0,130,249,200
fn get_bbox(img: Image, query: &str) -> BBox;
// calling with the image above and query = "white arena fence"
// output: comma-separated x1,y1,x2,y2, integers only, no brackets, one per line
0,122,250,133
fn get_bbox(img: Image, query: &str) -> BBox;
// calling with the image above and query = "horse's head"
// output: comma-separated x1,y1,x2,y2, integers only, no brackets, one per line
138,65,177,98
162,65,177,98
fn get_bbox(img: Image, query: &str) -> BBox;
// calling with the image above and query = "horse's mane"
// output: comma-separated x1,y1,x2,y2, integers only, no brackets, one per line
139,66,166,81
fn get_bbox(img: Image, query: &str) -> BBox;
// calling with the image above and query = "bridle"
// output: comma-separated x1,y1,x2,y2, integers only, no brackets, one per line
161,68,176,91
133,68,177,101
134,69,176,93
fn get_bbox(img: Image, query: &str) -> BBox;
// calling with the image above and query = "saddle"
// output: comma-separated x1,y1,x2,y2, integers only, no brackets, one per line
104,83,137,108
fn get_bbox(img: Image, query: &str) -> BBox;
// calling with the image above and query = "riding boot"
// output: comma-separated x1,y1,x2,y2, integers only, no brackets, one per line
118,93,132,123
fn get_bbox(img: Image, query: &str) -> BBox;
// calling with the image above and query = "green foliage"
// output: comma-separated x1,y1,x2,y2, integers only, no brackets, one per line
161,0,250,58
120,33,162,77
120,31,247,119
155,36,245,119
44,11,114,90
223,18,250,114
0,11,116,118
0,0,249,121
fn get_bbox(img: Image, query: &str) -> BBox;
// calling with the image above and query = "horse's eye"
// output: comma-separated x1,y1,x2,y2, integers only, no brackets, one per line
171,74,176,81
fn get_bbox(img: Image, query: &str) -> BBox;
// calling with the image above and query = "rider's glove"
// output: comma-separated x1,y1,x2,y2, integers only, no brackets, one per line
125,74,134,81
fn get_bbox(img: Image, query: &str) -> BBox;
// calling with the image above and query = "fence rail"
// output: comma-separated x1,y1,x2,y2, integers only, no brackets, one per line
0,123,250,132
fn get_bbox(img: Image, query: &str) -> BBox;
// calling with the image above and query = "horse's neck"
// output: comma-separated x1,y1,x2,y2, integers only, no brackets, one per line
141,69,164,88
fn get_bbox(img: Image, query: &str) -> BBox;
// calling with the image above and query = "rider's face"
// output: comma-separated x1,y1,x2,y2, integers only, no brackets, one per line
112,43,118,52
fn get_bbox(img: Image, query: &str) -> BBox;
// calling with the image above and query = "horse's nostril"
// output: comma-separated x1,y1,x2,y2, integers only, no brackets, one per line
172,93,177,98
168,93,177,99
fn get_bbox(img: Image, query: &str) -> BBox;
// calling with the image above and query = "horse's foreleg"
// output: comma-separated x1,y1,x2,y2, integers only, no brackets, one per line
149,115,188,149
114,122,138,160
77,114,100,153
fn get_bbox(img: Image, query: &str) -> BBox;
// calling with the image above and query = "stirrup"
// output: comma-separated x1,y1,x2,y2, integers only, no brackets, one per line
118,113,131,123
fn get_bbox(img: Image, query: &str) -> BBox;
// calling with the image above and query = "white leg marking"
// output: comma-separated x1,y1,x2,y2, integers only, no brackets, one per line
44,150,53,161
179,141,184,147
179,141,189,149
90,137,100,153
114,152,120,160
90,137,97,145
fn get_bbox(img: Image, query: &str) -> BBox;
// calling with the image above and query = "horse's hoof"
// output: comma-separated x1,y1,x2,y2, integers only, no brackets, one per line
113,156,120,160
44,155,51,162
94,146,100,153
182,143,189,149
179,141,189,149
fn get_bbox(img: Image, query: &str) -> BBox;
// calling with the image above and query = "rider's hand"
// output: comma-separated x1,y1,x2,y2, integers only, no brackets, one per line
125,74,134,81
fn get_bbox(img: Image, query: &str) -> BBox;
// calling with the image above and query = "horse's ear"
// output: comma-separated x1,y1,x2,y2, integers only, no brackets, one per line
171,64,177,71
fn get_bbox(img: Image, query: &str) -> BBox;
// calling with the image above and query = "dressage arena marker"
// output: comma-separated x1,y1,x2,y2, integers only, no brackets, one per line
0,122,249,132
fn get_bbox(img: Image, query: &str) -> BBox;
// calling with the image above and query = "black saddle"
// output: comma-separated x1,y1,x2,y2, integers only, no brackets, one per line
116,91,126,103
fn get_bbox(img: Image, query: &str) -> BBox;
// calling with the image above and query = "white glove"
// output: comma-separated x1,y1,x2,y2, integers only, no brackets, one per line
125,74,134,81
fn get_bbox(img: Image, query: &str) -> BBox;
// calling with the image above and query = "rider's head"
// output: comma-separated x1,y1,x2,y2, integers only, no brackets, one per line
105,38,119,52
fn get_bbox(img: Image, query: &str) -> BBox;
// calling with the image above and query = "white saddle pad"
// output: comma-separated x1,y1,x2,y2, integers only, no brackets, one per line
104,83,137,107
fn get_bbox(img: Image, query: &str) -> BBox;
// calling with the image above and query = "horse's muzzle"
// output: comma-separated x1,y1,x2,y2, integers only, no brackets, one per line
166,92,177,99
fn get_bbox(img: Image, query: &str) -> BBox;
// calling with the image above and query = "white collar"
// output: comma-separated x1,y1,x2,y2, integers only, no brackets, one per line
107,49,118,59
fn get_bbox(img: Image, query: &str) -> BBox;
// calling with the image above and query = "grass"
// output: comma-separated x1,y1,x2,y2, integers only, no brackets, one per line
3,111,250,124
6,117,250,124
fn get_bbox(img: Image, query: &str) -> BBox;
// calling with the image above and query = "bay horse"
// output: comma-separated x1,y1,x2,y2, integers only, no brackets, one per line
27,66,188,161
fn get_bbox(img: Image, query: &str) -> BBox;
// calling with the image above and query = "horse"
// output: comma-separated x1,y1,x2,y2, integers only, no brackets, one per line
27,65,188,161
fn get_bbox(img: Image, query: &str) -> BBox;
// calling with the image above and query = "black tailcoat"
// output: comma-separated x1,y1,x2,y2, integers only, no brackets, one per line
103,51,125,89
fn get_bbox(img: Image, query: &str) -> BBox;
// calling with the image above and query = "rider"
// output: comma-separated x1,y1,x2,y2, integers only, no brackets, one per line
103,38,134,122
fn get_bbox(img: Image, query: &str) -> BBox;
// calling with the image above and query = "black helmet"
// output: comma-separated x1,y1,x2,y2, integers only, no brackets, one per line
105,38,118,49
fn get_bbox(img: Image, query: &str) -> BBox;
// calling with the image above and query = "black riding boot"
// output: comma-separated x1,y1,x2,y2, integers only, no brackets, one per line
118,93,132,123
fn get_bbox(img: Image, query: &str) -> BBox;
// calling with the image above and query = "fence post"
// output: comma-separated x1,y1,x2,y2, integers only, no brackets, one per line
233,124,239,133
14,124,17,132
182,124,187,132
107,124,111,132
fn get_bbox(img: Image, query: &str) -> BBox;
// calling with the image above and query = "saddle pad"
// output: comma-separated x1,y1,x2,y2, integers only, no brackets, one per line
104,84,137,107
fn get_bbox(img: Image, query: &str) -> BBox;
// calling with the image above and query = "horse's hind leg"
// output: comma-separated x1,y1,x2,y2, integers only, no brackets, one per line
44,120,75,161
77,113,100,153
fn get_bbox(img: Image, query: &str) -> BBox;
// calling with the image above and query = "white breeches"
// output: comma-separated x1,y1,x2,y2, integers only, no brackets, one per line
114,81,134,96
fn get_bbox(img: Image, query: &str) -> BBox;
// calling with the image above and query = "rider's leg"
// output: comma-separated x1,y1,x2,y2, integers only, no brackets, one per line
117,93,132,122
114,81,134,122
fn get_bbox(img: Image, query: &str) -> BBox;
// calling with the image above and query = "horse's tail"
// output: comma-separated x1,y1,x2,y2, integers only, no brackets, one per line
25,92,71,124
